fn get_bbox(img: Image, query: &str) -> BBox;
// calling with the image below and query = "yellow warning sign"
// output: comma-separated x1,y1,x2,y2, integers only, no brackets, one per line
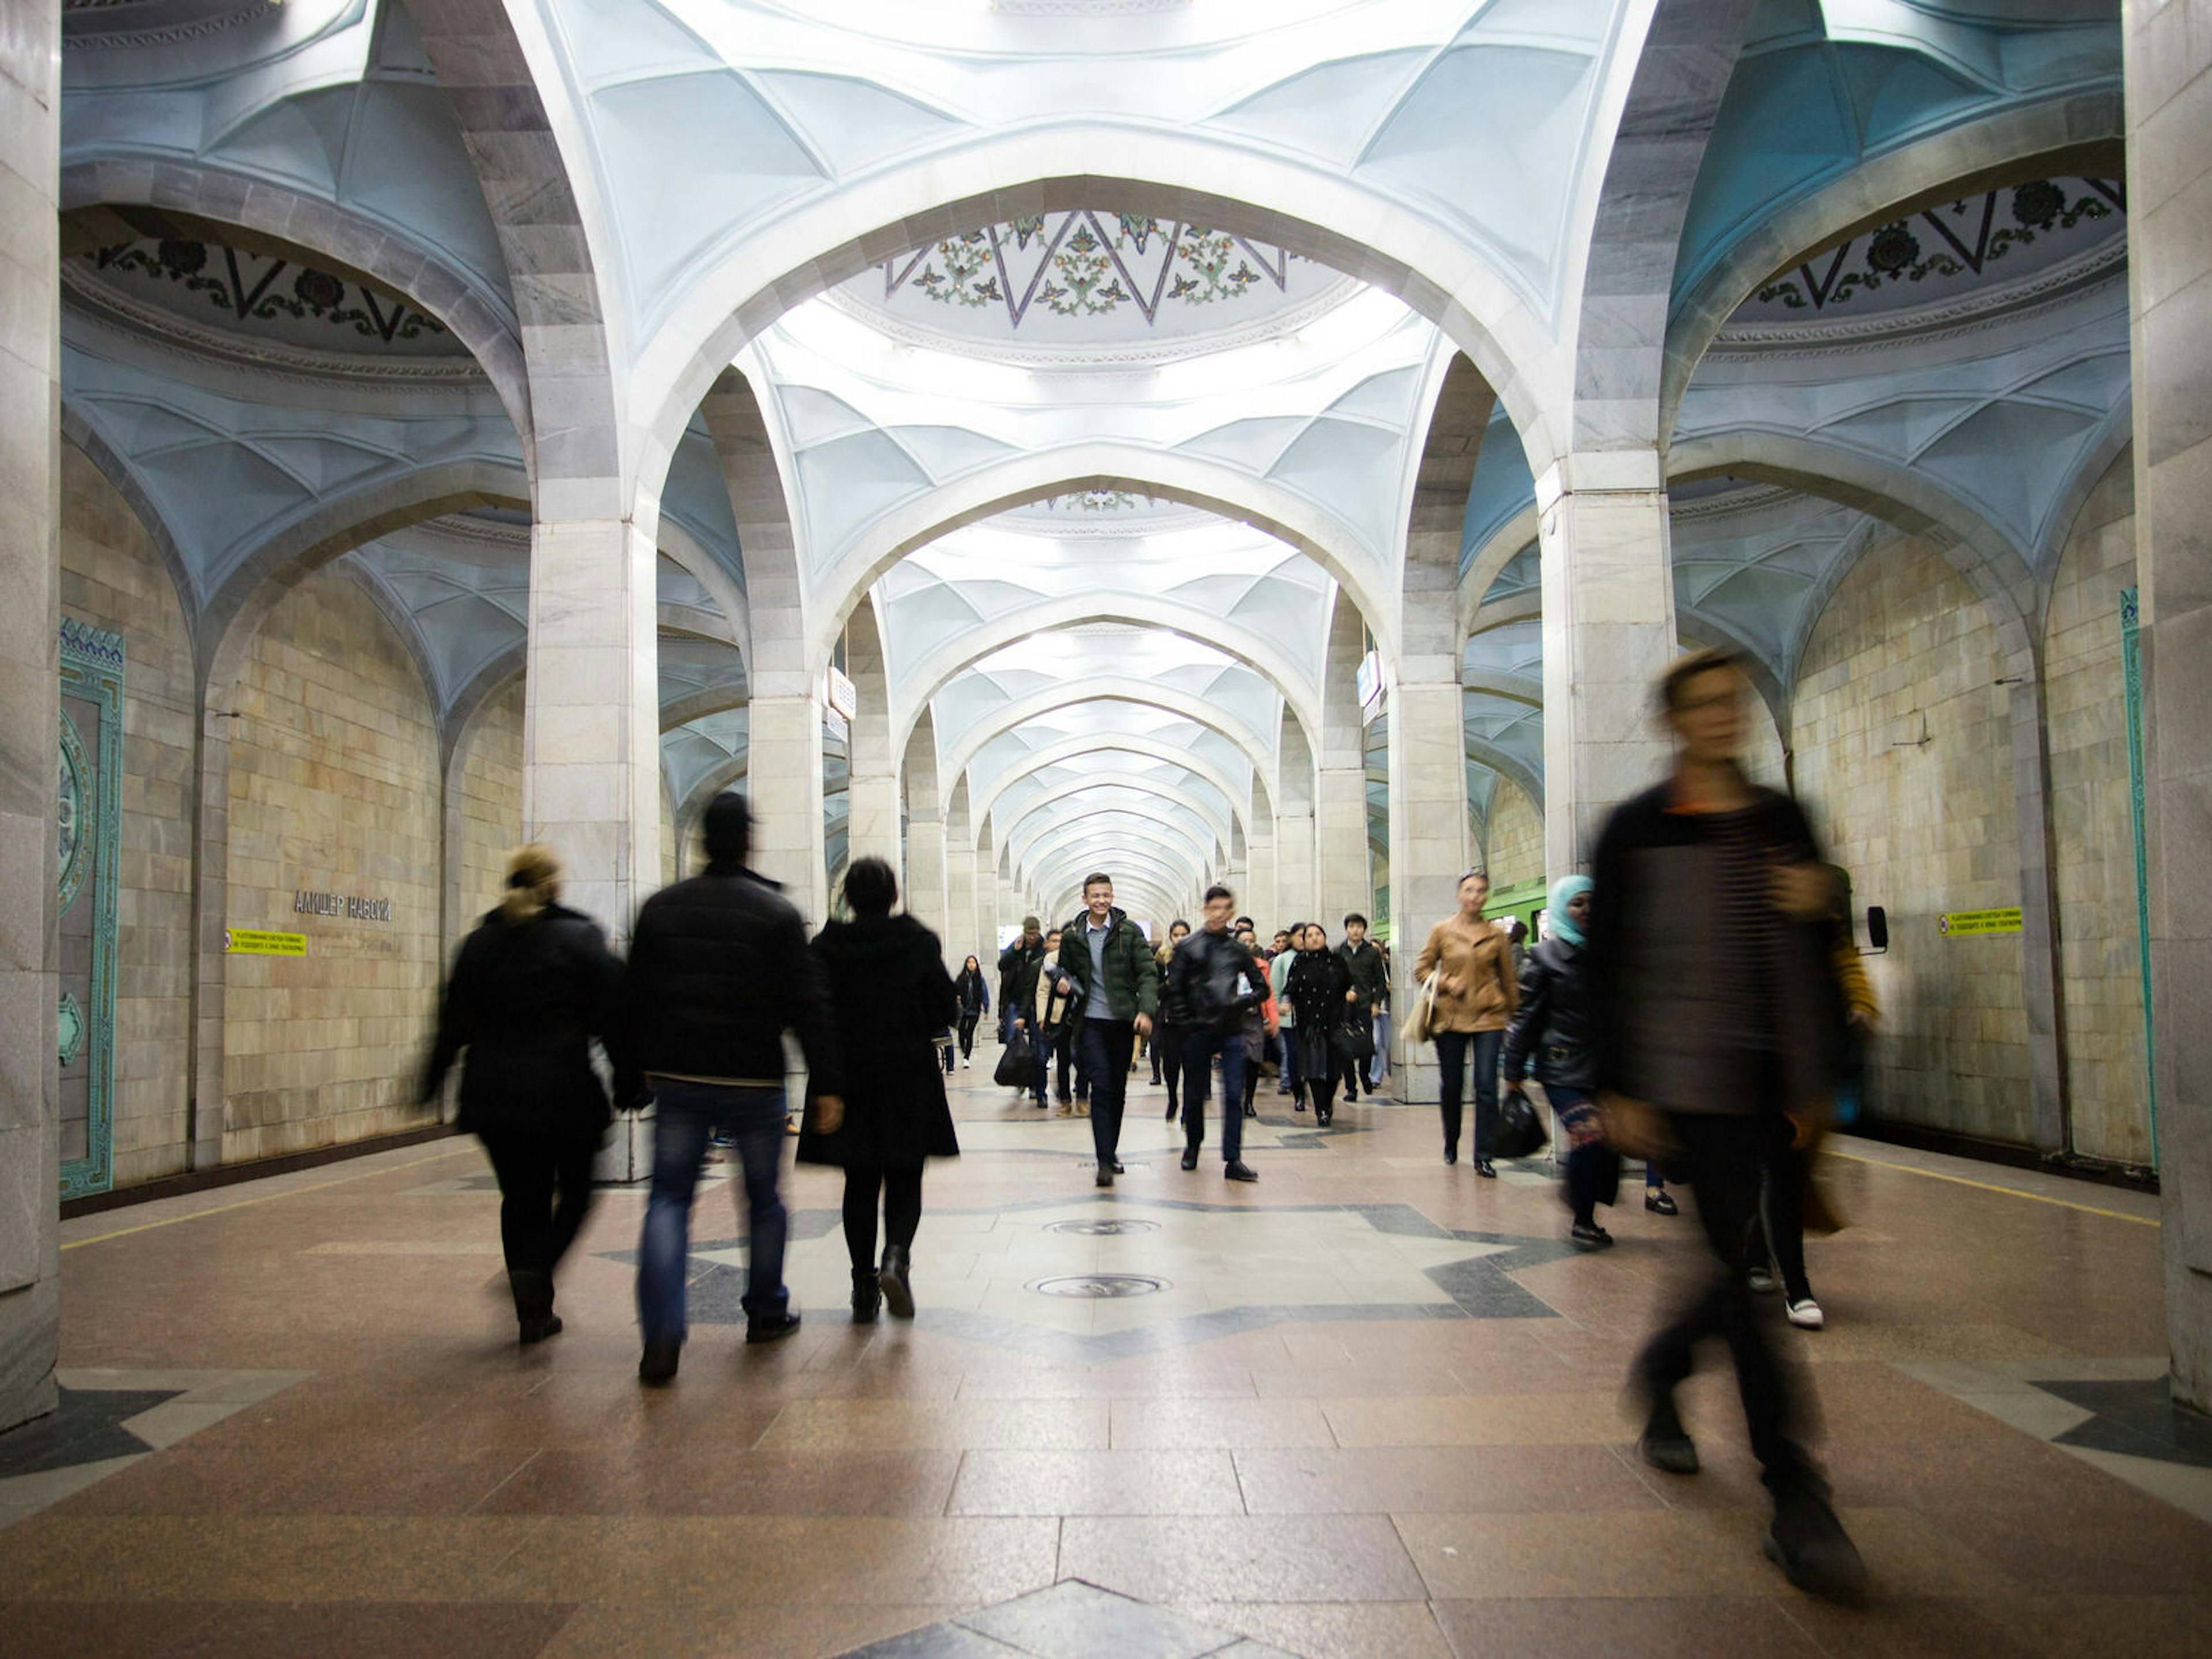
1937,908,2021,938
225,928,306,957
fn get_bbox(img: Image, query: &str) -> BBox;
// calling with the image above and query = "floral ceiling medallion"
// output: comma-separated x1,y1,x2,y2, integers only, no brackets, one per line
1749,179,2124,319
880,211,1296,331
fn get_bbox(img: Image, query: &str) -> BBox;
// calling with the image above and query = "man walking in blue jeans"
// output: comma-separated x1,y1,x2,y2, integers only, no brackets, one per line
624,792,844,1384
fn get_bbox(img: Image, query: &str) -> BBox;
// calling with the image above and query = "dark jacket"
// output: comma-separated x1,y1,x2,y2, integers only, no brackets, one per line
1502,936,1594,1094
798,914,961,1166
1164,926,1266,1033
1586,781,1841,1113
998,937,1044,1017
1285,946,1354,1032
626,862,842,1096
955,965,991,1016
1051,907,1161,1029
1337,938,1389,1010
423,902,630,1142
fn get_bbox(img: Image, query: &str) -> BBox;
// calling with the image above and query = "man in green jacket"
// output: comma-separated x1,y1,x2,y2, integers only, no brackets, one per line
1052,873,1160,1188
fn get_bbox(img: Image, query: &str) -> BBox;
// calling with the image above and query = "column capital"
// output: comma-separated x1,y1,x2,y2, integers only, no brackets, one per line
1532,449,1665,512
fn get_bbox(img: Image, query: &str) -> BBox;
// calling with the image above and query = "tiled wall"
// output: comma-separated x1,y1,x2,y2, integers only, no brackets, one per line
58,445,196,1187
2044,454,2151,1165
222,566,442,1161
1483,778,1544,889
1792,535,2031,1145
453,677,525,952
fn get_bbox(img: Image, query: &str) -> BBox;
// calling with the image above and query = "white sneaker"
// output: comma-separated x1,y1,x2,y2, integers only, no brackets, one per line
1786,1296,1824,1330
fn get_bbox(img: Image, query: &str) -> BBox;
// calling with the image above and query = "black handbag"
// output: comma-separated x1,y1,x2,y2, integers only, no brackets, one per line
993,1029,1035,1088
1493,1089,1550,1160
1336,1012,1375,1062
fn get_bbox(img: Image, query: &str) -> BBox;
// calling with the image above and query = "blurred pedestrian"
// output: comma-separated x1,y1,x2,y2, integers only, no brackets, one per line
800,858,960,1322
1588,648,1863,1599
1415,870,1518,1172
1153,919,1190,1115
1166,887,1266,1180
626,793,844,1383
422,844,631,1345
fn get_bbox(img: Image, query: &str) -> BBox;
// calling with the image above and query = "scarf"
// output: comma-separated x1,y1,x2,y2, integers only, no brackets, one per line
1549,873,1593,947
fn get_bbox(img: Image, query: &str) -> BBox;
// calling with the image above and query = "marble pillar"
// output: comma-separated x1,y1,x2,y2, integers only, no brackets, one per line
0,0,59,1434
746,694,828,926
945,810,978,967
1275,718,1319,923
1533,456,1679,879
1319,601,1373,924
523,518,660,942
843,602,899,872
1245,800,1278,931
907,815,948,944
2126,0,2212,1411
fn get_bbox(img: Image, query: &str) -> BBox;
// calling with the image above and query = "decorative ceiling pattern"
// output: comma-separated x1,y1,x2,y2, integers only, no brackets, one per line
1739,178,2123,321
78,239,459,356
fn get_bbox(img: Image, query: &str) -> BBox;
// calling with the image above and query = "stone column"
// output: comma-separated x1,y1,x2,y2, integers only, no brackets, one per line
945,791,978,965
1533,454,1679,878
523,519,660,940
2126,0,2212,1412
1275,717,1318,922
843,599,899,870
747,693,828,925
1386,556,1470,1107
1319,600,1372,923
0,0,59,1434
1245,794,1278,930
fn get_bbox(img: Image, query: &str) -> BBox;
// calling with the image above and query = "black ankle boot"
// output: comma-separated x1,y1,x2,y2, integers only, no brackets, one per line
878,1245,915,1319
509,1270,561,1344
851,1268,882,1324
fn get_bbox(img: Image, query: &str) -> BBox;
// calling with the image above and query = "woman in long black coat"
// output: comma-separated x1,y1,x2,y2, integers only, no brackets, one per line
421,843,631,1343
1285,923,1357,1125
800,857,961,1322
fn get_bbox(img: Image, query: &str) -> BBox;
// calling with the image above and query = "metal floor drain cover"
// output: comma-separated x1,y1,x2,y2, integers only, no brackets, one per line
1045,1218,1160,1236
1028,1273,1168,1298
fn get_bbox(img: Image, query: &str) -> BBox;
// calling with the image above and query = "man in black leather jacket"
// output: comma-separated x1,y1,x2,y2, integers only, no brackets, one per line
1163,885,1268,1181
626,792,844,1382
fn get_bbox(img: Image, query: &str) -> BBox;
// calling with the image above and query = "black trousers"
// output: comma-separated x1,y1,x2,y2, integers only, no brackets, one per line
1747,1117,1812,1301
843,1158,925,1274
480,1131,597,1284
957,1013,980,1057
1155,1021,1183,1107
1634,1110,1812,1496
1080,1018,1135,1169
1433,1029,1502,1157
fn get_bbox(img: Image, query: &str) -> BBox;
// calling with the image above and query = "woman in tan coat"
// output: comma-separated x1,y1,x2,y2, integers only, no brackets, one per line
1415,869,1520,1174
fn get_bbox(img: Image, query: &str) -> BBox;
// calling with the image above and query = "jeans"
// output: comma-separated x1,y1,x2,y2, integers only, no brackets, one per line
1635,1108,1812,1497
479,1132,597,1282
1434,1029,1503,1158
1278,1024,1300,1094
637,1081,789,1342
1182,1027,1247,1163
843,1158,923,1274
1080,1018,1135,1169
1369,1011,1389,1088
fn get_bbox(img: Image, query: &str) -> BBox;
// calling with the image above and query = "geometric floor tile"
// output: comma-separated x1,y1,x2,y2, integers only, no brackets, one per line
837,1580,1297,1658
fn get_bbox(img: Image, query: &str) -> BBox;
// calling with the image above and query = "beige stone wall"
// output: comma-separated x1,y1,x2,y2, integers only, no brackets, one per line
2045,454,2152,1165
1793,535,2031,1144
1743,690,1789,790
453,678,524,949
57,445,197,1188
222,566,442,1161
1482,778,1544,889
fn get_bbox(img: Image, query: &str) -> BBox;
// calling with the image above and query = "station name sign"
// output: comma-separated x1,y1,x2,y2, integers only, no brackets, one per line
295,889,393,923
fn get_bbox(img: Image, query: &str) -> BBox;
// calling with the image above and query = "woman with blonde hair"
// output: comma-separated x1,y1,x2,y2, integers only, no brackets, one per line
423,843,631,1344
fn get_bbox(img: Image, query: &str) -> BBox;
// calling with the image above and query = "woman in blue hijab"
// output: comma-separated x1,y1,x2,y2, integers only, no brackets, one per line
1505,874,1674,1243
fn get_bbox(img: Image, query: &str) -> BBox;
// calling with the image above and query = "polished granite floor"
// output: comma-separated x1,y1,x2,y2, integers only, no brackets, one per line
4,1052,2209,1658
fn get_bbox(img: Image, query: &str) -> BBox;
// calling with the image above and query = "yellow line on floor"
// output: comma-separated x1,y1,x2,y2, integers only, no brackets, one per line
60,1146,479,1251
1828,1150,2160,1226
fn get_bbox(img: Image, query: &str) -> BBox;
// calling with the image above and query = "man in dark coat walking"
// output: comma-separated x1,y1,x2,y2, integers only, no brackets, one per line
1049,873,1160,1188
625,793,844,1383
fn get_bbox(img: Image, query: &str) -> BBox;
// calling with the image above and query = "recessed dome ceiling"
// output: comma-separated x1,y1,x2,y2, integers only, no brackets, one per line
831,209,1362,355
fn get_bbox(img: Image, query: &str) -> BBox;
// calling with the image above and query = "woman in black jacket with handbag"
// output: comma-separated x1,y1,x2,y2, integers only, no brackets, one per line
1285,923,1357,1125
1502,875,1614,1248
800,858,961,1322
422,844,632,1343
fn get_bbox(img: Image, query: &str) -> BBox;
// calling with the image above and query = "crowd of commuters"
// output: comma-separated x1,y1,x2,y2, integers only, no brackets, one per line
423,645,1873,1600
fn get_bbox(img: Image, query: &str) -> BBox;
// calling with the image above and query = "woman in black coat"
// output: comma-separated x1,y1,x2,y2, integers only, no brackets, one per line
1285,922,1357,1125
952,956,990,1070
421,844,631,1343
799,858,961,1322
